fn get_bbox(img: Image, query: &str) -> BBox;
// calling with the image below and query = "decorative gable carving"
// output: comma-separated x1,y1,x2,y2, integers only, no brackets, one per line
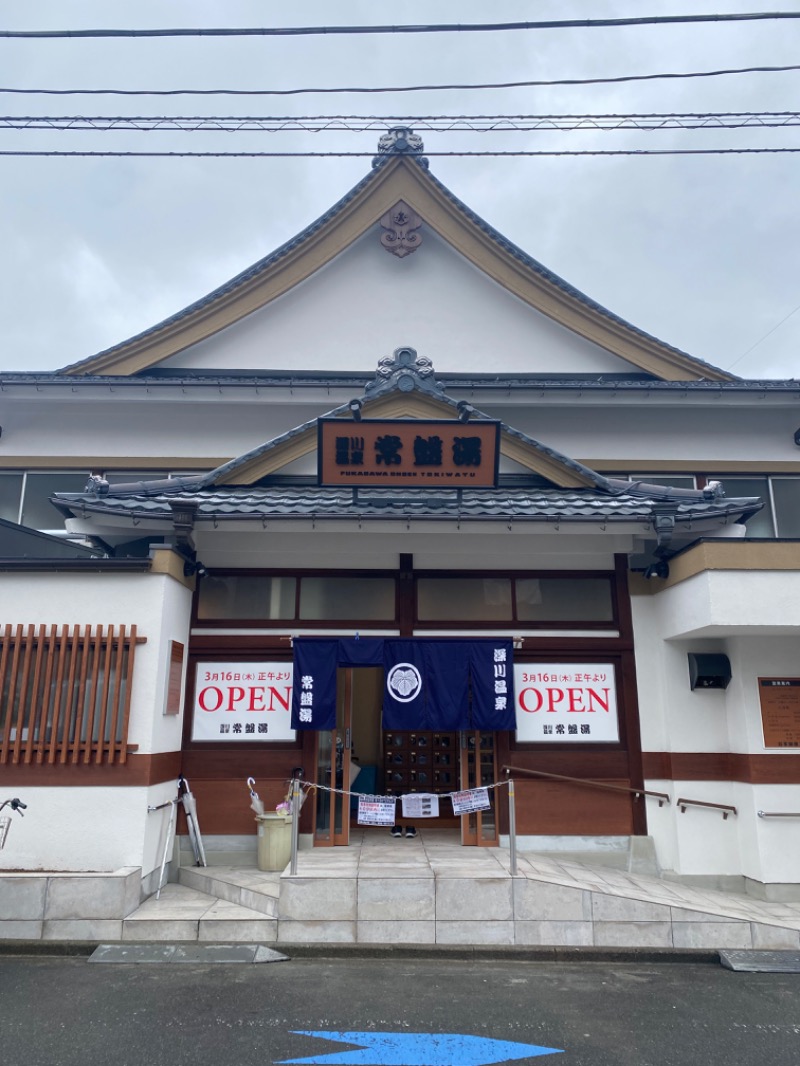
380,200,423,257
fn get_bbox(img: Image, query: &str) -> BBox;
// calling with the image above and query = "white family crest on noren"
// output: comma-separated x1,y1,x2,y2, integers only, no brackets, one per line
387,662,422,702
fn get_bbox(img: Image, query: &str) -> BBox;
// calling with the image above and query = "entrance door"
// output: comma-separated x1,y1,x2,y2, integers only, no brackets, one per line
312,667,383,846
313,668,352,846
460,731,499,846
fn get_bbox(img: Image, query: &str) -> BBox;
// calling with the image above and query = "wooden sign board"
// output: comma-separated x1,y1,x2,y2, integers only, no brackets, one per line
164,640,185,716
318,419,500,488
758,678,800,748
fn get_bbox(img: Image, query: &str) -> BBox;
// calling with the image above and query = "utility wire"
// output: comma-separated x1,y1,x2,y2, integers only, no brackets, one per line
727,301,800,370
4,63,800,97
3,148,800,157
6,112,800,132
3,14,800,38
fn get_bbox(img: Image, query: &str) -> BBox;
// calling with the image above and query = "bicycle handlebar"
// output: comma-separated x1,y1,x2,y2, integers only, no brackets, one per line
0,798,26,815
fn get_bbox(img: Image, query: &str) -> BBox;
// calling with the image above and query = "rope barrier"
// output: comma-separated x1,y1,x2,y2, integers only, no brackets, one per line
300,777,508,803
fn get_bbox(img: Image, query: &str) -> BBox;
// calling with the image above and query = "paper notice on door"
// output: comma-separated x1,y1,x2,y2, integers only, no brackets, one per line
450,787,491,814
357,795,397,826
401,793,439,819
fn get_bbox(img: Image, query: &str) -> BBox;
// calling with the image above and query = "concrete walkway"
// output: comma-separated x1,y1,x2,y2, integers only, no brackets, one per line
120,829,800,949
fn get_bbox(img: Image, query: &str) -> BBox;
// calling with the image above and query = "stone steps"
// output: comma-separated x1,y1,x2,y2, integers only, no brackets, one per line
122,883,277,943
178,865,281,918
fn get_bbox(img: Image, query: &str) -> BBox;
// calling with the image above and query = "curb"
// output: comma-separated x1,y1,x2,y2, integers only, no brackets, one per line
0,939,721,964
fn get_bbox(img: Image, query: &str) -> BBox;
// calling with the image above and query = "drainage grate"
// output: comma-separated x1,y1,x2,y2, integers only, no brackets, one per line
720,950,800,973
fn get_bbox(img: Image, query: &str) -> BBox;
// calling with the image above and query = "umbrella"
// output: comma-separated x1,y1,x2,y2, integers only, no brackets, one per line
180,776,207,867
247,776,265,816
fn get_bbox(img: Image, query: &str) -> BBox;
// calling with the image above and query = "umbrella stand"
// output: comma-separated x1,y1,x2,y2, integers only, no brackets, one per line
180,775,207,867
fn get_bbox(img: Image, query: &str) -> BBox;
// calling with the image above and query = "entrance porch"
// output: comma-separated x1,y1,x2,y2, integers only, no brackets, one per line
119,829,800,950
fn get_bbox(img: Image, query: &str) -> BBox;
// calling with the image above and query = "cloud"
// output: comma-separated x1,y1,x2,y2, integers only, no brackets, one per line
2,0,800,376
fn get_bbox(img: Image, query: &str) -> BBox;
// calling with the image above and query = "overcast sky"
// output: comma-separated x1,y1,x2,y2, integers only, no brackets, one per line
1,1,799,378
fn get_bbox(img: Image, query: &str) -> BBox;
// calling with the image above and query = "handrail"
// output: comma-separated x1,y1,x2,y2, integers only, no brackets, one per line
677,797,737,820
758,810,800,818
502,765,670,806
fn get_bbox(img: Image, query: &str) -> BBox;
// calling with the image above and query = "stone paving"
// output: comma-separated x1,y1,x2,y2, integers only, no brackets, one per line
6,830,800,947
119,829,800,948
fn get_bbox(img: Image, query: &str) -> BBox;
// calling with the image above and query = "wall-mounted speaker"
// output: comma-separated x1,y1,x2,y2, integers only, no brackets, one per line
688,653,731,690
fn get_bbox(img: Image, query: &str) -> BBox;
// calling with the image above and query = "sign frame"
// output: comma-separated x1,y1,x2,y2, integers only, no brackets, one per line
190,661,296,743
758,677,800,749
317,418,501,488
514,662,620,744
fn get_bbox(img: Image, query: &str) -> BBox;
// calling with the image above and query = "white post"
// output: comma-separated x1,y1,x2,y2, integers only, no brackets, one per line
290,777,301,875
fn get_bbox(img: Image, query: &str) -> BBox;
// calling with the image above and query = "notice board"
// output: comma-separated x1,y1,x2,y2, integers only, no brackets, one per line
758,678,800,748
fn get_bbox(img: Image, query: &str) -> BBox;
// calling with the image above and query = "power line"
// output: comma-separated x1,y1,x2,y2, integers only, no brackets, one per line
3,14,800,38
3,148,800,158
4,63,800,97
727,301,800,370
6,112,800,133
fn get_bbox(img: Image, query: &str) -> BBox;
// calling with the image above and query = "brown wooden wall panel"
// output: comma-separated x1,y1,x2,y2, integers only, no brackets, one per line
181,748,306,780
501,747,631,779
180,777,312,835
514,779,634,836
0,750,181,787
643,752,800,784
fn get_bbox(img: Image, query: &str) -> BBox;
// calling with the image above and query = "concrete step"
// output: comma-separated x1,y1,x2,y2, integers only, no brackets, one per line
122,883,278,943
178,865,282,918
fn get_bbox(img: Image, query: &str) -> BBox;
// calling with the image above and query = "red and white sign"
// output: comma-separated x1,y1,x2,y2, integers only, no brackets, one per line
191,662,295,742
513,663,619,743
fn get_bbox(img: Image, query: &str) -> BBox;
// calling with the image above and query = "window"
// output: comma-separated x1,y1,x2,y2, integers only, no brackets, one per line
416,575,614,624
196,574,397,622
197,576,297,620
772,479,800,538
19,472,90,529
417,578,513,621
713,477,774,538
0,473,23,523
299,577,396,620
516,578,613,622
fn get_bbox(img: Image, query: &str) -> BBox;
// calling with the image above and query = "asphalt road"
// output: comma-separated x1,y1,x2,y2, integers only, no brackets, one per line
1,955,799,1066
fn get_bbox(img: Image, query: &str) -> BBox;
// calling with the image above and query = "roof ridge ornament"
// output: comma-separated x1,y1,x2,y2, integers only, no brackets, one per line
372,126,429,169
364,347,445,399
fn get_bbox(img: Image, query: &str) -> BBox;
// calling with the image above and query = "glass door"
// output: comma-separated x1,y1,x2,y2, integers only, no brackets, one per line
459,731,499,846
313,668,352,846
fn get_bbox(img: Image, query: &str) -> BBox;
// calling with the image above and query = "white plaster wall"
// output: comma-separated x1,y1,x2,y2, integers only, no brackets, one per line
631,595,731,753
652,571,800,640
1,570,192,755
0,779,178,874
748,784,800,884
194,527,628,572
634,596,800,883
162,229,637,376
724,635,800,753
3,383,796,471
643,781,800,884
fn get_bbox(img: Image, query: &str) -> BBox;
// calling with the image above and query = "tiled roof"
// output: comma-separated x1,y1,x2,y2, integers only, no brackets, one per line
2,372,797,392
52,484,761,525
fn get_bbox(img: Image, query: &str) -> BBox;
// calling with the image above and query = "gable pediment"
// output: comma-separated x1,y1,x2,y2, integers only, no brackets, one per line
61,147,734,383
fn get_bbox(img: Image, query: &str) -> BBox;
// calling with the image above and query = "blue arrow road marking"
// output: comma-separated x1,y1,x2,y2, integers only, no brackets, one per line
278,1031,563,1065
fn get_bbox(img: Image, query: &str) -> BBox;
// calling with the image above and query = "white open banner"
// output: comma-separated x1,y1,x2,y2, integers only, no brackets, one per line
191,662,295,742
514,663,619,743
